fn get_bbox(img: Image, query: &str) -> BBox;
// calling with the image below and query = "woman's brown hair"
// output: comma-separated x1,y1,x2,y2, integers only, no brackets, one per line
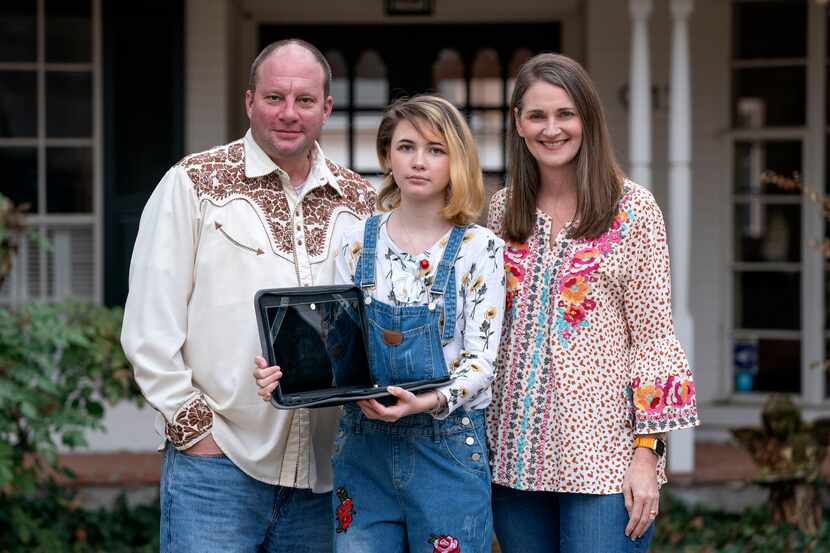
504,53,624,242
375,95,484,226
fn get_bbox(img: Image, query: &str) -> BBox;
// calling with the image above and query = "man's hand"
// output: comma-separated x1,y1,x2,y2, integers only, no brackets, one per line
356,387,441,423
184,434,223,456
253,355,282,401
622,447,660,539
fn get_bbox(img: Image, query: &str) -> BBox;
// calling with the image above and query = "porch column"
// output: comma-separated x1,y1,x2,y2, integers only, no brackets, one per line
628,0,653,189
186,0,232,151
668,0,695,475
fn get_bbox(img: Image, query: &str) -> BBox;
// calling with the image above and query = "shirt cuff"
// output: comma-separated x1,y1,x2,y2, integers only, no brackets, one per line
165,393,214,450
429,388,452,420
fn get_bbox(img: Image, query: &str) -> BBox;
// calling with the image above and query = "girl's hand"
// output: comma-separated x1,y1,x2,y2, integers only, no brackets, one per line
622,448,660,539
356,387,441,422
253,355,282,401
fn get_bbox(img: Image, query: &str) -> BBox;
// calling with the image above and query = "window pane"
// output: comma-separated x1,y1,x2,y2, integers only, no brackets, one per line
355,51,387,108
1,147,38,209
733,337,800,394
433,49,466,106
732,67,805,127
46,147,93,213
320,113,348,167
471,49,501,107
325,50,349,106
46,71,92,137
732,1,806,60
0,71,37,137
507,48,533,101
733,141,801,195
45,0,92,63
0,5,36,62
471,111,503,171
45,225,94,299
735,271,800,330
354,113,381,172
734,203,800,262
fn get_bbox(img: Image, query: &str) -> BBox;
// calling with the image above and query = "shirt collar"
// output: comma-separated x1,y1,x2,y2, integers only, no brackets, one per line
243,130,343,196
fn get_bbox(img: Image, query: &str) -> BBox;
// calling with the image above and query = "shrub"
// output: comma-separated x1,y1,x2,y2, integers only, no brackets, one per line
0,302,144,496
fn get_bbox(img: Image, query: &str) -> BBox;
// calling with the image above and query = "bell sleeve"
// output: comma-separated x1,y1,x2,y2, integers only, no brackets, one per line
623,190,700,435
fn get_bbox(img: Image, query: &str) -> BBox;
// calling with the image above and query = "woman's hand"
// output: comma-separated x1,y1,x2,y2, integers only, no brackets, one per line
622,447,660,539
253,355,282,401
356,387,442,422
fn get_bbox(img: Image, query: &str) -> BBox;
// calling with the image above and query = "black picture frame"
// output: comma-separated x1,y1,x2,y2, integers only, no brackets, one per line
385,0,433,16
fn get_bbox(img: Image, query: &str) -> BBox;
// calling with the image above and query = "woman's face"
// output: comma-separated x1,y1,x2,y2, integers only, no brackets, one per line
389,118,451,204
515,81,583,171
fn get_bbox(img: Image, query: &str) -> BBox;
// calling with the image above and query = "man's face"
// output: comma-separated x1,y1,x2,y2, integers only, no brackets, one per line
245,45,333,166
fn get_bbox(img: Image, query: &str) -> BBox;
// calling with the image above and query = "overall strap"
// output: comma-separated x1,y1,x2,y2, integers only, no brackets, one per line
354,214,382,291
430,225,466,297
430,225,467,343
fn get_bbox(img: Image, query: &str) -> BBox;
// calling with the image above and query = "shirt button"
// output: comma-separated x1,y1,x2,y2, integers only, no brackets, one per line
465,436,475,446
471,453,481,461
461,417,470,426
297,240,303,246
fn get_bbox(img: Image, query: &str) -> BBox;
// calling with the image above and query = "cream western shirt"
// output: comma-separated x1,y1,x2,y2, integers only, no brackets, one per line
121,131,376,491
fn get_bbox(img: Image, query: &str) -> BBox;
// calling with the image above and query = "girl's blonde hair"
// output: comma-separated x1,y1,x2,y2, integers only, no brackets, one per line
375,95,484,226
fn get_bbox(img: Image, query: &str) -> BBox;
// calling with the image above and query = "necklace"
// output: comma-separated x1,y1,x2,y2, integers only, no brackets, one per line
391,210,449,261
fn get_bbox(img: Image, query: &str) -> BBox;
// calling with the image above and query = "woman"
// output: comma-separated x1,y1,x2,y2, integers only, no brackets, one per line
486,53,699,552
256,95,505,553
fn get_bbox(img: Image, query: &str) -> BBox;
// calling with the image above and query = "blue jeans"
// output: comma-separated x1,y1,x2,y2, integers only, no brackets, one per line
492,484,654,553
332,407,493,553
160,444,332,553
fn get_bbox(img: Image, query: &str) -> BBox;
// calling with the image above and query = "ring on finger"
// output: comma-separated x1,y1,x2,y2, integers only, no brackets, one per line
648,510,658,518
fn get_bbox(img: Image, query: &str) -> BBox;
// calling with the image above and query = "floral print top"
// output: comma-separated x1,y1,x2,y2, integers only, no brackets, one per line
335,211,506,417
486,181,699,494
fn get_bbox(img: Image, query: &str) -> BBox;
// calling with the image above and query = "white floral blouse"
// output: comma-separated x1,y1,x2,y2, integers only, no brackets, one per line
335,211,507,417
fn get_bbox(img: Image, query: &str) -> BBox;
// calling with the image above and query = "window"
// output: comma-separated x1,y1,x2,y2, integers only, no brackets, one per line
0,0,100,304
259,23,560,207
729,0,826,401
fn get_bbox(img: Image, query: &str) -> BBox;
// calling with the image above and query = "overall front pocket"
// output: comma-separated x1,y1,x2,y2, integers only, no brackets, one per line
367,319,438,384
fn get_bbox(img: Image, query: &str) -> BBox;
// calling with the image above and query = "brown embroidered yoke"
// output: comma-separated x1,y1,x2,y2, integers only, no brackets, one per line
122,131,375,490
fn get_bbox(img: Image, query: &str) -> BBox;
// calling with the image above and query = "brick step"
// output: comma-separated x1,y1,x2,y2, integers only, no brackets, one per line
56,442,830,487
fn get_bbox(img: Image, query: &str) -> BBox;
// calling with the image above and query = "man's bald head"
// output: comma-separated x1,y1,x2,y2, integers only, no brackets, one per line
248,39,332,97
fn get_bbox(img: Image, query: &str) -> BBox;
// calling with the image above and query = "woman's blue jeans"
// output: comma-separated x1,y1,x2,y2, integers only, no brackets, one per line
492,483,654,553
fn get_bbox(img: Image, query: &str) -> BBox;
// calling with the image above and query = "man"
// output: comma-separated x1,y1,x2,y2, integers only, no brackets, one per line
121,39,375,552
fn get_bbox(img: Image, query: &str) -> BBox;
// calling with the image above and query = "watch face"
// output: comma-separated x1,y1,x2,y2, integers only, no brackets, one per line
655,439,666,457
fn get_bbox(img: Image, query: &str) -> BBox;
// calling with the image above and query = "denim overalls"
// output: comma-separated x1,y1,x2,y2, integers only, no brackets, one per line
331,215,493,553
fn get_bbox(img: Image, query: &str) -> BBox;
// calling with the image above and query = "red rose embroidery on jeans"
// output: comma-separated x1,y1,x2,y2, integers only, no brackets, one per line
335,487,356,533
429,534,461,553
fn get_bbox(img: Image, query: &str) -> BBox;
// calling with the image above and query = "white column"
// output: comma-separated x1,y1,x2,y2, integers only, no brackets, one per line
628,0,653,189
186,0,232,151
668,0,695,475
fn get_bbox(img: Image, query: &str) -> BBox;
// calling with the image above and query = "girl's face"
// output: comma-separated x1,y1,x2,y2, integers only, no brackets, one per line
389,119,451,204
515,81,583,171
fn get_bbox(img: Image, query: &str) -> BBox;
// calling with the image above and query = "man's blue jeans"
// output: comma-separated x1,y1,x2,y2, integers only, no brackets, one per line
160,444,332,553
492,483,655,553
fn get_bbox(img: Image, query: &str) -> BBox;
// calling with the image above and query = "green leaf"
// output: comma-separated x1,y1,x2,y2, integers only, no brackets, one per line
20,402,38,419
85,400,104,418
